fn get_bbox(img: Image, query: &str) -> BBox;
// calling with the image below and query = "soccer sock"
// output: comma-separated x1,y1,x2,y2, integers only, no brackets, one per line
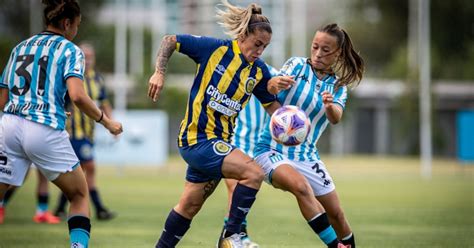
308,213,339,248
3,187,16,205
89,189,105,212
224,216,249,236
68,215,91,248
56,193,68,212
342,232,355,248
225,183,258,237
36,193,49,213
155,209,191,248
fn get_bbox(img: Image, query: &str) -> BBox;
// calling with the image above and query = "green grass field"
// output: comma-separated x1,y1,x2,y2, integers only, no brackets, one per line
0,156,473,248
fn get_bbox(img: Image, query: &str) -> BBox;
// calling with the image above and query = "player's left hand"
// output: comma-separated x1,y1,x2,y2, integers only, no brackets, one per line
321,91,334,107
148,72,165,102
268,75,295,94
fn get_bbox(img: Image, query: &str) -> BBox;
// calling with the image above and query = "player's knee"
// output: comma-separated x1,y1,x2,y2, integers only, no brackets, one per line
290,180,313,198
246,165,264,184
179,200,203,218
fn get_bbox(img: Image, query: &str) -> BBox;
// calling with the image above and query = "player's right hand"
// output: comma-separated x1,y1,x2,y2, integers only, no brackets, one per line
105,120,123,135
148,72,165,102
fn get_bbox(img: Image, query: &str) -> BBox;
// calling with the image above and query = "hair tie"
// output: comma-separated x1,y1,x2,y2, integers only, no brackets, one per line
248,21,270,27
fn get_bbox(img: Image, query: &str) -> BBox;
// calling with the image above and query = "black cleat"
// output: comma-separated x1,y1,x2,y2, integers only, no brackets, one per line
96,209,117,220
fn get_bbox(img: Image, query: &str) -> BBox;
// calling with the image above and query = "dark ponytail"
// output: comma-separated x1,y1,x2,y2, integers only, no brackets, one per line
319,23,365,88
42,0,81,28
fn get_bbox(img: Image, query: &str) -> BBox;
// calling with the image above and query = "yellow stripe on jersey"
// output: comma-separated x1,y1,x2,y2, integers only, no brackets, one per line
184,46,229,145
205,50,243,141
176,42,181,52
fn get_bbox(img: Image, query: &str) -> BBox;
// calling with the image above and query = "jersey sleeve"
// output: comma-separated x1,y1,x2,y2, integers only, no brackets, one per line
253,63,277,107
176,35,226,63
279,57,305,77
0,50,15,88
63,44,85,81
333,85,348,109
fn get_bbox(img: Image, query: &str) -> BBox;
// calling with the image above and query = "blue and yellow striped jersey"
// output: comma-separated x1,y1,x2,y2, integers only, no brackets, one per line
175,35,276,147
232,65,278,157
0,32,84,130
66,69,108,140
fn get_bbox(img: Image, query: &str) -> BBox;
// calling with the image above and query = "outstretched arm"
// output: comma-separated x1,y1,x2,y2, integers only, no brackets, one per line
148,35,177,102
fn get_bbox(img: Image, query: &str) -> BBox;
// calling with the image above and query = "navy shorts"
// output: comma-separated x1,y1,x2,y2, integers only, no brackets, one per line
70,138,94,162
179,139,236,183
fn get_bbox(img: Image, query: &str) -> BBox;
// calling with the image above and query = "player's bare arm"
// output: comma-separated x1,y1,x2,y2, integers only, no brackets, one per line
321,91,343,124
264,101,282,116
0,88,9,110
67,77,123,135
148,35,177,102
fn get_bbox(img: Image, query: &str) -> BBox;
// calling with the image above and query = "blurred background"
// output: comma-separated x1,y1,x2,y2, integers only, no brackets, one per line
1,0,473,166
0,1,473,247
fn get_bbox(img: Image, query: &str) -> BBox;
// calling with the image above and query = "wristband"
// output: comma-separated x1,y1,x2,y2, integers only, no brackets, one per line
96,111,104,123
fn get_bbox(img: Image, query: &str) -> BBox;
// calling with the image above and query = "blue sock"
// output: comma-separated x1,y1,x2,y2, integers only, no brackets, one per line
156,209,191,248
37,194,48,213
308,213,339,248
225,183,258,236
68,215,91,248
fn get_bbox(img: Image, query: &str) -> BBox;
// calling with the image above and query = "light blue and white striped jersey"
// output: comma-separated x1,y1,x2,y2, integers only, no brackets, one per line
231,65,278,157
0,32,84,130
255,57,348,161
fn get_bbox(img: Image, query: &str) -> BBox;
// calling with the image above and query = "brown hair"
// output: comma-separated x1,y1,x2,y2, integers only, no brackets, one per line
42,0,81,28
320,23,365,88
216,0,272,39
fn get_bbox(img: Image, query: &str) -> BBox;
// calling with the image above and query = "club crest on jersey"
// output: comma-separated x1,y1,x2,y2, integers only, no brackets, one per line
213,141,232,156
244,77,256,95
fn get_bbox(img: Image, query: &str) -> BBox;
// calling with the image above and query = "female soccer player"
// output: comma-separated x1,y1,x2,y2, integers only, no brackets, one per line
54,42,117,221
147,1,293,247
254,23,364,248
220,65,279,248
0,0,122,247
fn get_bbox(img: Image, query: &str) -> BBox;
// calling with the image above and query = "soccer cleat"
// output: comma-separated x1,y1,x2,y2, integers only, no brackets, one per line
0,206,4,224
337,243,351,248
54,209,67,219
242,236,259,248
33,211,61,224
219,232,245,248
97,209,117,220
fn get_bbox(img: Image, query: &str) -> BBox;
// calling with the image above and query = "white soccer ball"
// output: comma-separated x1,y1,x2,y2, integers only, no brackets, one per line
270,105,311,146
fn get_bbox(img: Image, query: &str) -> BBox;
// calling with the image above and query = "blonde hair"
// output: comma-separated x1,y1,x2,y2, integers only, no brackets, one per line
216,0,271,39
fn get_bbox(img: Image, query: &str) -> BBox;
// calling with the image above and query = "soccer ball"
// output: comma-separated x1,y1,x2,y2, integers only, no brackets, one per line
270,105,311,146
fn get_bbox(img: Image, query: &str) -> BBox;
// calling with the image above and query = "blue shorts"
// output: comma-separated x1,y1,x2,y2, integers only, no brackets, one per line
179,139,235,183
70,138,94,162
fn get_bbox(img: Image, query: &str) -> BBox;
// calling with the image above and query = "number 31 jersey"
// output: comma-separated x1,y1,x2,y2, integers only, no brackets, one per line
0,32,84,130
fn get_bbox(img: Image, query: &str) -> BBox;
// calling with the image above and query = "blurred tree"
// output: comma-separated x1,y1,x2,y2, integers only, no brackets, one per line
0,0,106,69
348,0,474,80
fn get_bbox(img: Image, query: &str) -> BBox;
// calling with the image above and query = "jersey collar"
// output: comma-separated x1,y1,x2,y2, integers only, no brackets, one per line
233,40,254,66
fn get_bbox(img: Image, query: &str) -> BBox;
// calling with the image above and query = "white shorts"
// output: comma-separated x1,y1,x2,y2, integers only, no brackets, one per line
0,114,79,186
255,151,335,196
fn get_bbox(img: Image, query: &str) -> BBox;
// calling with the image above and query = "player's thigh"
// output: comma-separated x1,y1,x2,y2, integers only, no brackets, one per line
221,148,262,180
294,160,335,196
52,166,88,200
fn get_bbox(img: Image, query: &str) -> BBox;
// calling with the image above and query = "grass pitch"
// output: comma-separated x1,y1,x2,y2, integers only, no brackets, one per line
0,156,472,247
